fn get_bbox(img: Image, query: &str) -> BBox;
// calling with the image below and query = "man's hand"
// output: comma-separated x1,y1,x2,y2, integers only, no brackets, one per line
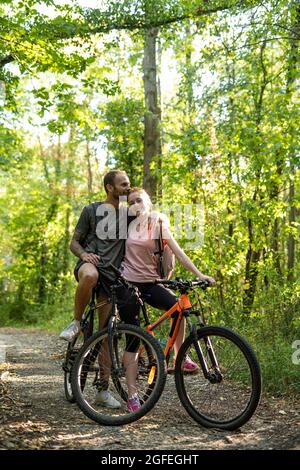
80,252,101,265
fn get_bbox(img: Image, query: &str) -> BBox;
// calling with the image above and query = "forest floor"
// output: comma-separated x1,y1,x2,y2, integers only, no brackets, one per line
0,327,300,451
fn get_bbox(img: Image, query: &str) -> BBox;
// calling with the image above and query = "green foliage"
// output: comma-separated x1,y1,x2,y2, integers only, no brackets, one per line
102,97,144,184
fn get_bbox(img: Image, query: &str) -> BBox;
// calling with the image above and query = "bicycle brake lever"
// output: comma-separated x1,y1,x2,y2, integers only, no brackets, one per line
200,280,209,290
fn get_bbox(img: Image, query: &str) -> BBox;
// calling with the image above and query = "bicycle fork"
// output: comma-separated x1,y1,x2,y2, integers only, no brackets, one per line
107,301,123,380
186,312,223,384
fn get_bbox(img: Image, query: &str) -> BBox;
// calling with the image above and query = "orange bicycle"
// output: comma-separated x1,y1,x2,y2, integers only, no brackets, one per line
113,269,261,430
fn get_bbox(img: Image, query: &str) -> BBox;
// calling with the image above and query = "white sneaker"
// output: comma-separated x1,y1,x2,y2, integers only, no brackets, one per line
95,390,121,409
59,320,81,342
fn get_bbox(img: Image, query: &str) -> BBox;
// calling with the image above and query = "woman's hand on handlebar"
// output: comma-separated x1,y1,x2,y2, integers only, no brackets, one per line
80,252,101,265
197,275,216,286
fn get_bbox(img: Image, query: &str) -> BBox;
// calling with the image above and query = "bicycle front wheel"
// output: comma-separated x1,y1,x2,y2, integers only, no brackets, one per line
175,326,261,430
71,324,166,425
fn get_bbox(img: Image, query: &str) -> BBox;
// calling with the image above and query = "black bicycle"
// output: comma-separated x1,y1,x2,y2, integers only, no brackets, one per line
70,276,167,426
62,287,106,403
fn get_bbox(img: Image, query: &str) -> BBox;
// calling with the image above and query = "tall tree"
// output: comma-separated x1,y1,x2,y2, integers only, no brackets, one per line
286,0,300,283
143,26,162,200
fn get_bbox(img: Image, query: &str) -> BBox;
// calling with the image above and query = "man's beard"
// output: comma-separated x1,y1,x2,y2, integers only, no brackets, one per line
112,189,127,200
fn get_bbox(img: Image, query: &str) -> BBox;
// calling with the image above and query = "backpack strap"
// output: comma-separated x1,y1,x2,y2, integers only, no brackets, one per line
154,218,165,278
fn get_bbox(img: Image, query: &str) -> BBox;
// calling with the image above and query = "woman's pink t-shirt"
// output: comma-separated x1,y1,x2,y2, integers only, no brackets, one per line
121,215,170,282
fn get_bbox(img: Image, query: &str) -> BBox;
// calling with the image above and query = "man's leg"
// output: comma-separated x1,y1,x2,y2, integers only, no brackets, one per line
59,263,98,341
74,263,99,320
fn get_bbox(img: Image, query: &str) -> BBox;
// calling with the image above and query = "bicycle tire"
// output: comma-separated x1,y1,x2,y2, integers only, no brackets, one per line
63,333,86,403
175,326,261,430
63,317,93,403
64,349,76,403
71,324,167,425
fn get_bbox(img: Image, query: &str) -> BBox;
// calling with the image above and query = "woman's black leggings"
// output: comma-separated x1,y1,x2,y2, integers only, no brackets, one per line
117,283,178,352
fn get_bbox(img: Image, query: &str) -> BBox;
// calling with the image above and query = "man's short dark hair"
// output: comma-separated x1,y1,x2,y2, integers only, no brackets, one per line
103,170,127,194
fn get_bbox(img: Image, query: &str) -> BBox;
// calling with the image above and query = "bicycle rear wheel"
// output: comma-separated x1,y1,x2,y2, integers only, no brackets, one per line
63,315,93,403
63,333,85,403
71,324,166,425
175,326,261,430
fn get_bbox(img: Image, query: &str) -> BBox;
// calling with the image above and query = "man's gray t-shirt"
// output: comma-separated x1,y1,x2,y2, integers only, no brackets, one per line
74,201,130,282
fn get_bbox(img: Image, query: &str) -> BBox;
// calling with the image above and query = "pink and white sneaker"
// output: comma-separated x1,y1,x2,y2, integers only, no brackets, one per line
127,394,141,412
168,355,200,374
182,355,199,374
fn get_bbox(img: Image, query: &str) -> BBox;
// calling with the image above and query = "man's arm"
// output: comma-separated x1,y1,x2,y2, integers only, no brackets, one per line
69,230,86,258
70,230,100,265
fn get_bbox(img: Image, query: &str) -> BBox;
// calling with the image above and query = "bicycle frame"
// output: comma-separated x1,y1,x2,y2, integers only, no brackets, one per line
138,285,222,381
142,293,192,365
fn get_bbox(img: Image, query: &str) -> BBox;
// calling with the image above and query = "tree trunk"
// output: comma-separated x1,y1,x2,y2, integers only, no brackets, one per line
143,27,162,201
227,155,234,238
286,1,300,282
62,206,71,279
242,42,268,314
243,214,261,315
37,140,60,303
269,154,284,278
182,24,200,204
287,170,296,282
86,138,93,198
38,249,47,304
61,127,74,283
156,36,163,200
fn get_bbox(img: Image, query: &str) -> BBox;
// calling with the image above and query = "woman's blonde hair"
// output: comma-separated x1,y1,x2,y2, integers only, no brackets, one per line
128,187,148,195
128,188,170,227
128,187,152,203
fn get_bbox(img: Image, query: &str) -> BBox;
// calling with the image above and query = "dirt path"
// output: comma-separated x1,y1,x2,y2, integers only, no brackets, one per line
0,327,299,451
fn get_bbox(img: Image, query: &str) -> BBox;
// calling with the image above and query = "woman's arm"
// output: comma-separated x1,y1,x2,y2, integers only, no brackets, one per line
164,229,215,284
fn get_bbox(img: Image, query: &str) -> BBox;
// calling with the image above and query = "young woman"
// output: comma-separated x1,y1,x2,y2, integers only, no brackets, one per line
118,188,215,412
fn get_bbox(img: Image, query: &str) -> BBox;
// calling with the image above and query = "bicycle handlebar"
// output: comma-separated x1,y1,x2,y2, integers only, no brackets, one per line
154,278,209,291
108,264,210,292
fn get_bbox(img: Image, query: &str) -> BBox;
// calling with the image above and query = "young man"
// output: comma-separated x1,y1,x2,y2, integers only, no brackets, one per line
59,169,131,408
